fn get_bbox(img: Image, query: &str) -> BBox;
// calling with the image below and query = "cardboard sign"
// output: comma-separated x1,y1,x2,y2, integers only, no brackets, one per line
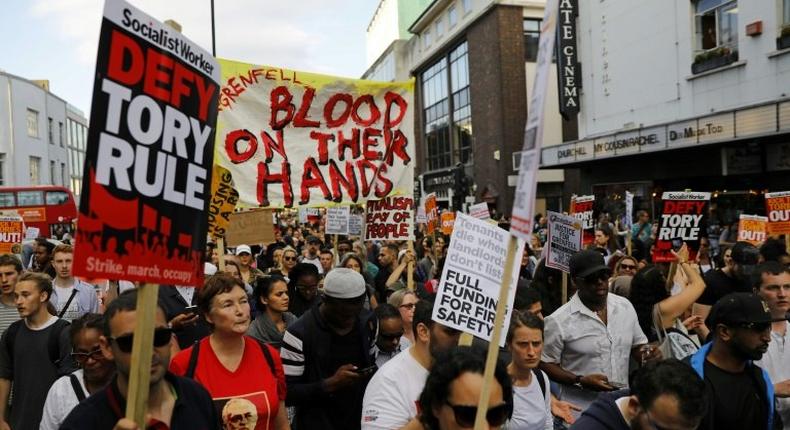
654,191,710,263
225,210,275,247
326,206,350,235
364,196,414,240
509,0,560,240
348,213,364,236
0,215,24,254
738,214,768,245
72,0,220,287
207,165,239,240
545,211,583,273
432,213,524,346
441,211,456,235
424,193,439,234
624,191,634,229
469,202,490,220
215,59,415,208
570,195,595,246
765,191,790,235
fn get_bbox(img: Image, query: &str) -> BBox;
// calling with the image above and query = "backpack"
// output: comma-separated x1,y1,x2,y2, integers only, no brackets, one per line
185,337,276,379
4,318,70,370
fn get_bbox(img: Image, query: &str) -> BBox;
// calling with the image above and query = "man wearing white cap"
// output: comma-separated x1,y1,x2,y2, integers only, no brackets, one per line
281,268,377,430
235,244,265,286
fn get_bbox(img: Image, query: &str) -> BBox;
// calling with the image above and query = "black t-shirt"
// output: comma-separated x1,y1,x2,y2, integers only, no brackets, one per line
701,360,766,430
328,324,366,430
697,269,748,306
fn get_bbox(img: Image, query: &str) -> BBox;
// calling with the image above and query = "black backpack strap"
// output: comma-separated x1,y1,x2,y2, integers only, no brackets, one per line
58,288,79,318
253,338,276,377
185,340,202,379
49,319,71,366
532,368,546,397
69,373,87,402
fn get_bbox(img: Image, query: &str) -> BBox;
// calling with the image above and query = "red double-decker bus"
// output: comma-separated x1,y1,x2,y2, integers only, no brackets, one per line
0,186,77,240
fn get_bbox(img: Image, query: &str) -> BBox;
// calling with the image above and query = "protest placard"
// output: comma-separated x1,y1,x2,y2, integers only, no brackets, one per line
738,214,768,245
225,209,275,247
432,213,524,346
72,0,219,287
215,59,415,208
469,202,490,220
364,196,414,240
570,195,595,246
654,191,710,262
441,211,456,235
424,193,439,234
207,165,239,240
348,213,364,236
0,215,24,254
326,206,350,235
624,191,634,229
24,227,40,240
545,211,583,273
765,191,790,235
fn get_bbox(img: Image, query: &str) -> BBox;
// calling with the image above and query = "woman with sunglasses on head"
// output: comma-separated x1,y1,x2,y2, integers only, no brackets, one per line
40,313,116,430
170,273,289,430
418,346,513,430
268,246,298,280
388,289,418,349
247,275,296,349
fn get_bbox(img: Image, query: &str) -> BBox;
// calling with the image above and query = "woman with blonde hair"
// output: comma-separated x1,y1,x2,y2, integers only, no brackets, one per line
268,246,298,280
387,289,418,349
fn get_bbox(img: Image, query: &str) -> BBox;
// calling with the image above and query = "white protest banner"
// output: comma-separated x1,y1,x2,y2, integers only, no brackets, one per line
545,211,583,273
510,0,560,240
326,206,350,235
624,191,634,229
469,202,490,220
298,207,309,224
215,59,415,208
432,213,524,346
365,196,414,240
348,213,364,236
738,214,768,245
416,195,427,224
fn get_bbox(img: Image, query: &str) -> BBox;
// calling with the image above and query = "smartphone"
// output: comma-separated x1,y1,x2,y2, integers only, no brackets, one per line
608,381,627,389
355,365,377,377
183,305,199,315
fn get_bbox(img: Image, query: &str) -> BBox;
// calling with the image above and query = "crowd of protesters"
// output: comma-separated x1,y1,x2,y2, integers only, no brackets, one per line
0,207,786,430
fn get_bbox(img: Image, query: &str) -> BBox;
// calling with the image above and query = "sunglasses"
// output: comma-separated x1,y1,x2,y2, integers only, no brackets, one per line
71,347,104,364
620,264,636,270
109,328,173,353
380,331,404,340
580,270,611,284
283,256,297,262
445,401,509,428
732,322,771,332
399,303,416,311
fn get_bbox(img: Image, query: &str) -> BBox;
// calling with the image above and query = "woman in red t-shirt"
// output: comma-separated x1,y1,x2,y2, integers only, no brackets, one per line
170,273,290,430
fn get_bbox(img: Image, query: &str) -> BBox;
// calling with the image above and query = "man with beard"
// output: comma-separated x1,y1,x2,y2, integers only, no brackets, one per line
361,299,461,429
686,292,784,430
753,262,790,429
570,359,707,430
541,250,656,413
695,241,760,319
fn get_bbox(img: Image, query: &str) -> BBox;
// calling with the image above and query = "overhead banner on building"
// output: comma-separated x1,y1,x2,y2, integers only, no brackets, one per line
654,191,710,263
765,191,790,235
556,0,579,116
738,214,768,245
73,0,220,286
570,195,595,246
0,214,24,254
545,211,583,273
364,196,414,241
511,0,560,240
215,58,415,208
432,213,524,346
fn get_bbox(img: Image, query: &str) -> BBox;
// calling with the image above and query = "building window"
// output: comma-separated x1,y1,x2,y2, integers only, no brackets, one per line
48,117,54,144
448,5,458,27
450,42,472,164
61,163,67,187
50,160,56,185
59,121,64,147
27,109,39,138
424,29,432,48
785,0,790,25
422,58,451,170
695,0,738,53
0,154,5,186
462,0,471,13
524,19,542,62
29,157,41,185
436,16,444,38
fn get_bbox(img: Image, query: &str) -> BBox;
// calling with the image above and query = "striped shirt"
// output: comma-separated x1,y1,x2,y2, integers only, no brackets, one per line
0,300,19,337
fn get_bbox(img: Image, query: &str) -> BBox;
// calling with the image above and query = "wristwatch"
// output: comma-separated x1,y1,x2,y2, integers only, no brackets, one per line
573,375,583,389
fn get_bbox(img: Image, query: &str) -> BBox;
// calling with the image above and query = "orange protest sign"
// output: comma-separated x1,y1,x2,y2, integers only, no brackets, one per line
0,215,24,254
738,214,768,245
441,211,456,235
765,191,790,235
425,193,439,234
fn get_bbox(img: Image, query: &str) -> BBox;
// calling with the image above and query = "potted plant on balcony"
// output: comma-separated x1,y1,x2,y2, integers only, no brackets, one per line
778,24,790,50
692,46,739,74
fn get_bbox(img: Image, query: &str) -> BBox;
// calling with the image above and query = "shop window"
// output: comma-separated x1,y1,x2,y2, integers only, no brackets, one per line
693,0,738,74
524,19,542,62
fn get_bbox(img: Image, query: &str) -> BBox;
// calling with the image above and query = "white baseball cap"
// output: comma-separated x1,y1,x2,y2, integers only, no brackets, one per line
235,244,252,255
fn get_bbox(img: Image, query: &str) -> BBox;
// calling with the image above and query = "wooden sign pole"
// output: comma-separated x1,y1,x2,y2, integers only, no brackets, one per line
125,283,160,427
407,241,415,291
626,230,633,257
785,235,790,255
561,272,568,304
472,235,518,430
217,237,226,272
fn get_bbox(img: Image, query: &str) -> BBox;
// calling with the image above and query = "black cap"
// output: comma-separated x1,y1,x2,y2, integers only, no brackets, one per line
569,250,610,279
306,235,322,244
705,292,787,328
731,241,760,265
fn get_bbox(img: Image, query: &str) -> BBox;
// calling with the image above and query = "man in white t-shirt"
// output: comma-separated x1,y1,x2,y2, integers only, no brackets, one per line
50,244,99,322
361,300,460,430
